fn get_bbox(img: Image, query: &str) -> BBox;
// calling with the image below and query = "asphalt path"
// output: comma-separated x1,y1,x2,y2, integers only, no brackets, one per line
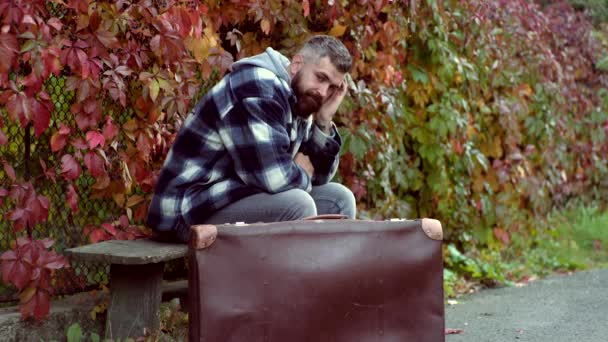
445,268,608,342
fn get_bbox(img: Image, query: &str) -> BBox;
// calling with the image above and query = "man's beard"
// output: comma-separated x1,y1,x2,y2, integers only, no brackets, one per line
292,71,323,118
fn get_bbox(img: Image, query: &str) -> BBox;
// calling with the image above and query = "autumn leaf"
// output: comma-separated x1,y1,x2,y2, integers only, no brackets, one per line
0,250,30,290
303,0,310,17
0,32,18,76
84,151,105,177
89,229,110,243
3,161,16,181
61,154,82,181
0,129,6,145
445,328,464,335
329,23,347,37
102,116,118,142
31,98,51,137
20,288,51,321
50,124,71,152
493,227,511,245
6,92,31,127
260,19,271,35
86,130,105,149
67,184,79,213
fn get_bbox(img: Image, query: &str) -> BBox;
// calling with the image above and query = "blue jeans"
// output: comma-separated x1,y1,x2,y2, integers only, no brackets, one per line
175,182,356,242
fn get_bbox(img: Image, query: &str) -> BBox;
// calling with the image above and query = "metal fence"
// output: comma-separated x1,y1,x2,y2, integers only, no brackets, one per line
0,74,124,301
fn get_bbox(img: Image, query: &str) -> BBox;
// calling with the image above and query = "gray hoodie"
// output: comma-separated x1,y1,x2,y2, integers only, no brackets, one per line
231,47,292,84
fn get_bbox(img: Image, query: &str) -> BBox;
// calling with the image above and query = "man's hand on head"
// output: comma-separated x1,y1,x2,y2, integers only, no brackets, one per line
295,152,314,178
315,79,348,134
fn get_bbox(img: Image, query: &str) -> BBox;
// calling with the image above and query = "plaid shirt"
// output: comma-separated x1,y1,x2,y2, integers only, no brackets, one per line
147,60,341,232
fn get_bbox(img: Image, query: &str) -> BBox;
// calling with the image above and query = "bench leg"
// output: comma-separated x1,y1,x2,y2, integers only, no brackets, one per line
105,262,164,339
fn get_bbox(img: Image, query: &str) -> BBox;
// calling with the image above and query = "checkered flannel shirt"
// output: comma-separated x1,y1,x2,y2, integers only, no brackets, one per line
146,65,341,232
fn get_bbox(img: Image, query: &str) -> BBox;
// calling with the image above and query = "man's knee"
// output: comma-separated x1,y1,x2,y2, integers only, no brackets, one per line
311,182,357,219
277,189,317,220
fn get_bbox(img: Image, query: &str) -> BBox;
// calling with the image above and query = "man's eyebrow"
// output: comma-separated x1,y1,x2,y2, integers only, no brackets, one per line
317,71,341,87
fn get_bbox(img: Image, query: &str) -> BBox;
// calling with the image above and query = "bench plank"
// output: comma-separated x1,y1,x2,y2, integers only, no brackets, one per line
64,239,187,265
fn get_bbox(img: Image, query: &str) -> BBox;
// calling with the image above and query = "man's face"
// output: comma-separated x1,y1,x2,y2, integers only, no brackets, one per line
291,56,345,118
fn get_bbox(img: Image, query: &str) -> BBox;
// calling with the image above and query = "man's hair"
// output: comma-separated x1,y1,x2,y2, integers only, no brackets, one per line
298,35,352,73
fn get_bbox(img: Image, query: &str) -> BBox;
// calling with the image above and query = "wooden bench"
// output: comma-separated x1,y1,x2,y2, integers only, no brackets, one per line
64,239,188,339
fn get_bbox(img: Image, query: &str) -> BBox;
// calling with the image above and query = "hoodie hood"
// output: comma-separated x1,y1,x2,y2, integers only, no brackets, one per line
231,47,291,84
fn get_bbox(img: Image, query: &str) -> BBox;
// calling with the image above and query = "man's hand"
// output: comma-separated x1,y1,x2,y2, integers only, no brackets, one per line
315,80,348,134
295,152,314,178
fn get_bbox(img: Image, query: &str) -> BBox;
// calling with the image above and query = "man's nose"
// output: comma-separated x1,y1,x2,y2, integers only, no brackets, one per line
318,84,329,98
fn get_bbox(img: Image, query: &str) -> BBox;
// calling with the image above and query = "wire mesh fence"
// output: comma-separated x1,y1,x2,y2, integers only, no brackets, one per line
0,73,188,303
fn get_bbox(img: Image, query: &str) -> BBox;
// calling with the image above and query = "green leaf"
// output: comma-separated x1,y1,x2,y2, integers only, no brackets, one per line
597,56,608,71
66,323,83,342
408,65,429,84
350,134,367,160
90,333,100,342
149,79,160,102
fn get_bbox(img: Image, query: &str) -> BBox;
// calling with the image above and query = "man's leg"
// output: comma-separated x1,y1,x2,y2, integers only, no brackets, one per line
203,188,316,224
309,182,356,219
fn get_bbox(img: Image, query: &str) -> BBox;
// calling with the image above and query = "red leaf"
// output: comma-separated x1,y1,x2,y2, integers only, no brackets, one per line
33,195,50,225
0,253,30,290
31,99,51,137
60,154,82,181
3,161,16,181
50,124,71,152
67,184,79,213
445,328,464,335
21,288,50,321
95,29,119,49
39,158,56,182
0,129,7,145
8,207,27,232
303,0,310,17
0,32,18,75
493,228,511,245
84,151,105,177
89,228,110,243
102,116,117,141
71,137,88,150
119,214,130,228
6,92,31,126
39,238,54,249
86,130,105,149
40,251,68,270
101,223,117,236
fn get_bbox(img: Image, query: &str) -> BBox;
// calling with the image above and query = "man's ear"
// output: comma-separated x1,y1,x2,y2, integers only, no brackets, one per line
288,54,304,77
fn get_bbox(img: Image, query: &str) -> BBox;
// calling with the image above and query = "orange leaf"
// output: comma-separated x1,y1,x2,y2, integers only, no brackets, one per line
493,228,511,245
260,19,271,35
329,23,347,37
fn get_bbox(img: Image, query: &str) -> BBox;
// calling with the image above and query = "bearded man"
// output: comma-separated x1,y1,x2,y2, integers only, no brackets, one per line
147,35,355,242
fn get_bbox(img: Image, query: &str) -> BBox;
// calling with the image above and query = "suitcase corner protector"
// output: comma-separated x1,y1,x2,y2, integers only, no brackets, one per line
190,224,218,249
421,218,443,241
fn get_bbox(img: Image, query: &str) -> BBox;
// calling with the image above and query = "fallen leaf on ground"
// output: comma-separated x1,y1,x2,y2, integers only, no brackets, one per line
445,328,464,335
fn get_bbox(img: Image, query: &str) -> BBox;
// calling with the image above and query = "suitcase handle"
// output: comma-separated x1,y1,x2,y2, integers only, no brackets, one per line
303,214,349,220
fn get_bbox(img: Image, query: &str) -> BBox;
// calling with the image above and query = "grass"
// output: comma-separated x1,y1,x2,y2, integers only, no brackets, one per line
444,200,608,298
545,202,608,269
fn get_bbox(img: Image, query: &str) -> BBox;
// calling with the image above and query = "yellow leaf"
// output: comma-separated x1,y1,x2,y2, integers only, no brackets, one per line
329,23,347,37
515,83,533,98
149,79,160,102
20,287,36,303
126,194,144,208
260,19,271,35
92,173,110,190
186,36,211,63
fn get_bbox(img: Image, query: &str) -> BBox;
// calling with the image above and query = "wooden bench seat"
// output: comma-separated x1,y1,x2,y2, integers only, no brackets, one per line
64,239,188,339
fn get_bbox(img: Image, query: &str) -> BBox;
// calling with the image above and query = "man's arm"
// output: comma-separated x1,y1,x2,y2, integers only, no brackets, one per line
299,79,348,184
219,97,312,193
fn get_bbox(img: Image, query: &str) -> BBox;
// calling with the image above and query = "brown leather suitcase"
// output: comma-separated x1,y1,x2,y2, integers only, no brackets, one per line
188,218,445,342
